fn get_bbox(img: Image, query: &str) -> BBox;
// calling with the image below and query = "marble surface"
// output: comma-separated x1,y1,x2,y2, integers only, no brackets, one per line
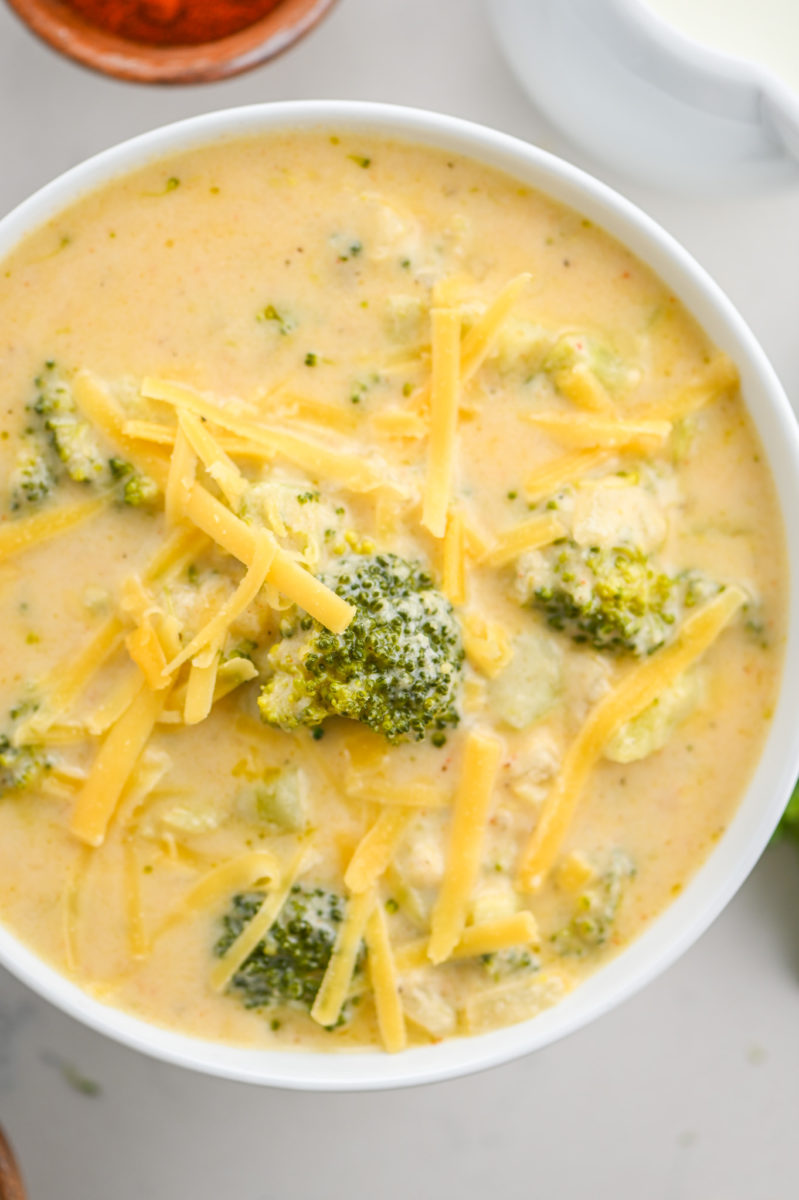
1,1,799,1195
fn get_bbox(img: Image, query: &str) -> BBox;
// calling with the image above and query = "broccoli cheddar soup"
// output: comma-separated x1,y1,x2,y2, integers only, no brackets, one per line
0,132,786,1053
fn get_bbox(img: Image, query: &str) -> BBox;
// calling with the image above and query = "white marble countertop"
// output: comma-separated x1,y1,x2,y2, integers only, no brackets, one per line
1,1,799,1196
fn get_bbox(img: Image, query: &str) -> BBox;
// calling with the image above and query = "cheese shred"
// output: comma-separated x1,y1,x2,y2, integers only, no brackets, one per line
70,684,168,847
365,903,407,1053
210,845,308,992
0,492,113,565
311,888,375,1028
344,809,412,893
428,729,505,964
421,307,461,538
485,514,566,568
517,585,746,891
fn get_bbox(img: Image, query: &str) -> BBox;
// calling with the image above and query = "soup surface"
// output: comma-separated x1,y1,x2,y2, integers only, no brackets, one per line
0,132,786,1052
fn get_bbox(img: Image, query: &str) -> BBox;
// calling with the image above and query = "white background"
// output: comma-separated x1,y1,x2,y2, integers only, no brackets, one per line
1,1,799,1196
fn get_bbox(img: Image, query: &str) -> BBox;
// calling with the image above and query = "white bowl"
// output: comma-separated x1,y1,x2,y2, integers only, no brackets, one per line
489,0,799,190
0,101,797,1091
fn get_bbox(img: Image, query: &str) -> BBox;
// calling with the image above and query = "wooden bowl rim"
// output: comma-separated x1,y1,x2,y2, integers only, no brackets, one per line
5,0,339,83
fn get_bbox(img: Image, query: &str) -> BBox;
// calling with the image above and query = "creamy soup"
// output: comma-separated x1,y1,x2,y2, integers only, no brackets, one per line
0,133,786,1053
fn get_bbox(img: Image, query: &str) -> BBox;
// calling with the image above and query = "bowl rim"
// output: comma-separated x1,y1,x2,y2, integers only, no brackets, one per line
0,99,798,1091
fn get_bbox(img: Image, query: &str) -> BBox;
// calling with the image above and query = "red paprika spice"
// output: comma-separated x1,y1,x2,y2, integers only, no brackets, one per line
64,0,286,46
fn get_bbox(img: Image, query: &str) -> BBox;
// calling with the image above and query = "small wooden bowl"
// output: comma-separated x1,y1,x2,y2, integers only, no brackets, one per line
0,1126,25,1200
5,0,339,84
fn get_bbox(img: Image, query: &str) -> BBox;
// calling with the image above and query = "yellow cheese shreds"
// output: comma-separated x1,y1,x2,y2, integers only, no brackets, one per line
556,851,595,893
62,844,92,975
241,427,386,493
273,391,360,435
428,730,505,964
125,622,170,691
85,665,145,736
484,513,566,568
0,491,113,565
365,903,406,1053
122,419,174,446
518,585,746,891
345,777,451,809
641,354,739,422
184,646,221,726
142,526,209,585
164,424,196,526
461,611,512,678
181,852,280,909
177,409,247,508
13,615,124,745
70,684,168,847
523,411,671,451
210,844,308,992
344,809,412,893
184,482,255,560
442,509,466,606
124,419,279,468
141,377,384,493
459,508,492,560
523,448,615,502
452,910,539,957
370,408,428,438
268,551,356,635
170,656,258,718
459,273,532,383
421,307,461,539
311,888,375,1028
394,911,539,972
73,370,169,488
152,850,281,947
183,483,355,635
552,362,617,415
156,613,184,662
162,533,276,676
213,436,277,464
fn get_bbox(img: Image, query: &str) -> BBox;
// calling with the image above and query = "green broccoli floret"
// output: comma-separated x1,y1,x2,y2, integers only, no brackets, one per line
122,472,159,507
10,446,57,509
32,371,107,484
215,885,359,1023
258,553,464,743
19,368,159,509
0,733,50,795
109,456,159,508
0,701,51,797
551,851,635,957
481,946,539,983
519,539,718,656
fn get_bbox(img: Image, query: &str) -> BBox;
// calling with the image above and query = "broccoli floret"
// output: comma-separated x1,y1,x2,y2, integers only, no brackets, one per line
122,472,159,507
519,539,718,656
215,885,359,1023
32,373,107,484
10,446,57,508
551,851,635,957
258,553,464,743
481,946,539,983
20,368,159,508
0,733,50,795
